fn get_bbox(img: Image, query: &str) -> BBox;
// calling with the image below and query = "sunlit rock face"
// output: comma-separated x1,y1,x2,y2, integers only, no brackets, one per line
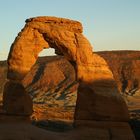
7,17,82,81
22,56,78,121
4,16,129,121
97,51,140,119
7,16,112,83
97,51,140,96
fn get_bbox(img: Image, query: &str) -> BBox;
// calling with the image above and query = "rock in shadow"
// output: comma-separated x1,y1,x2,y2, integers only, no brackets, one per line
74,80,129,123
129,119,140,140
32,119,73,132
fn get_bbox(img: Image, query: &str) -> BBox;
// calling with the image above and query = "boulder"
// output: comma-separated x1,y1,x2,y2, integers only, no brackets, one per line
75,82,129,121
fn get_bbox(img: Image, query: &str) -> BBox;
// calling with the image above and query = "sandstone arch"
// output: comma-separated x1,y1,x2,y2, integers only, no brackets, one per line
7,16,111,83
3,16,129,121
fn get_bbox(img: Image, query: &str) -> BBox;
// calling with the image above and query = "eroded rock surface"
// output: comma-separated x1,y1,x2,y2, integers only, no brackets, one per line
97,51,140,122
22,56,78,121
3,81,33,115
4,16,129,122
0,121,135,140
7,16,114,83
97,51,140,96
75,82,129,121
0,62,7,89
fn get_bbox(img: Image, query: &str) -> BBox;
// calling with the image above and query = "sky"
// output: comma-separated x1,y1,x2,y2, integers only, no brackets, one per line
0,0,140,60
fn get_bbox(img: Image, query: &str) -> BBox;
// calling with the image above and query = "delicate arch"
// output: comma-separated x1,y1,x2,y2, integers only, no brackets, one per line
7,16,97,82
4,16,129,122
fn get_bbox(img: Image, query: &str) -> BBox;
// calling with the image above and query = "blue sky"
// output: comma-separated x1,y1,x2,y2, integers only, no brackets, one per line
0,0,140,60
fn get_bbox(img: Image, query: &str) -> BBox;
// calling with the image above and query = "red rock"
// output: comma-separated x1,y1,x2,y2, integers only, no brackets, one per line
74,82,129,122
22,56,77,121
97,51,140,96
3,81,33,115
4,16,129,122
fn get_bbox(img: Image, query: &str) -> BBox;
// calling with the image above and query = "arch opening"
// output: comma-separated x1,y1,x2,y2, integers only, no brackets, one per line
38,48,56,57
22,46,78,125
3,16,129,129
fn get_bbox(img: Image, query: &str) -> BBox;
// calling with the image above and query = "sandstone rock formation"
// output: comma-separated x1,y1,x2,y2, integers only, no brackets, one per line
1,51,140,120
0,61,7,89
22,56,78,120
0,121,135,140
97,51,140,96
97,51,140,121
0,61,7,103
7,16,113,83
3,16,129,122
75,82,129,121
3,81,33,115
